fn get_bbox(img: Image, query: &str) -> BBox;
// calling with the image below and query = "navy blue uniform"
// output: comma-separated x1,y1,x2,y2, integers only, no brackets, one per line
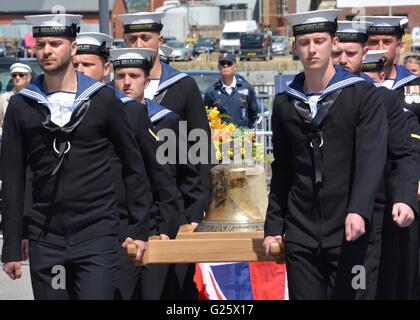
204,75,258,128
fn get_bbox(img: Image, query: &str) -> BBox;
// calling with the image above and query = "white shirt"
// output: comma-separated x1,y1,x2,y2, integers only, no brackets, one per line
308,94,321,118
46,92,77,127
382,79,395,90
144,79,160,100
221,77,237,95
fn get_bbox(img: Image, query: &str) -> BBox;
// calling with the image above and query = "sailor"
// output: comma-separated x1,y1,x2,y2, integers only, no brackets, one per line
73,32,181,300
363,15,420,299
334,25,418,298
263,9,388,299
118,11,211,299
0,14,152,300
110,47,203,300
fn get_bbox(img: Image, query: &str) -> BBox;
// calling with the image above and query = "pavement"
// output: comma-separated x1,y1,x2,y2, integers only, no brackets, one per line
0,237,34,300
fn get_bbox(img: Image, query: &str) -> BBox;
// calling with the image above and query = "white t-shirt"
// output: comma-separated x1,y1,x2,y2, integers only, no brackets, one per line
46,92,77,127
382,79,395,90
144,79,160,100
308,94,321,118
221,77,237,95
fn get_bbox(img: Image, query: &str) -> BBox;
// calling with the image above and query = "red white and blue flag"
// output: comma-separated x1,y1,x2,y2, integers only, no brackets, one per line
194,262,288,300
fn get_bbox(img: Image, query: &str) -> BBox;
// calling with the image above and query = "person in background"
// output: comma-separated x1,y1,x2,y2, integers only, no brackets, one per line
403,55,420,77
204,53,258,128
0,63,32,136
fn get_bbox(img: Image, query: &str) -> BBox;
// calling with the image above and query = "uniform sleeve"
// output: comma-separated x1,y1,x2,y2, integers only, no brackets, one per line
104,92,153,241
1,96,27,263
264,95,292,237
386,95,419,214
183,77,212,210
406,111,420,180
346,85,388,223
247,85,258,127
173,114,206,224
125,103,181,239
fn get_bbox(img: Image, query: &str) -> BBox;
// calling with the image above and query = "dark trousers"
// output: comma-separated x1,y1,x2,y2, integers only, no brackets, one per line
285,240,380,300
29,235,118,300
115,242,198,300
377,217,420,299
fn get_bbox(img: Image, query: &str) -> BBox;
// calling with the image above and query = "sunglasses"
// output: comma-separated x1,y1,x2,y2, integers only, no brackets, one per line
219,61,234,67
11,73,28,78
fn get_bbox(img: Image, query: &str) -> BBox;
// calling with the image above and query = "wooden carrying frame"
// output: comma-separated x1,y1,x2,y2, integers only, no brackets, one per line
126,228,284,267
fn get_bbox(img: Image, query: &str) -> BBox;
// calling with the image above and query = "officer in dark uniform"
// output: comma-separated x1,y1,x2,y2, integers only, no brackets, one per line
1,14,151,299
118,12,211,299
363,15,420,299
204,53,258,128
263,9,389,300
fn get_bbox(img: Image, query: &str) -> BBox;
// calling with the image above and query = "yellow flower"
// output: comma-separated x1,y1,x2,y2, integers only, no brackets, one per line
226,123,235,134
208,107,220,121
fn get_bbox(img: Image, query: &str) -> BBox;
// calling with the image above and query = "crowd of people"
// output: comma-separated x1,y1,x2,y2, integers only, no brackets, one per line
0,8,420,300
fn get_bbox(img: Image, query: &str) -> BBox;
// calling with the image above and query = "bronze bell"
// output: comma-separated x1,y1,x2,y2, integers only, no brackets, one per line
196,164,268,232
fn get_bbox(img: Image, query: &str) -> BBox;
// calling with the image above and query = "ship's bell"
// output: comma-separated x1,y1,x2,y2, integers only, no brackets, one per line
196,164,268,232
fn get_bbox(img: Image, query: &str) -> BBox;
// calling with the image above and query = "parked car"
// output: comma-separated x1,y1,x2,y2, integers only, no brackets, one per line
239,32,272,61
0,57,42,93
111,39,126,49
271,35,289,56
163,36,176,44
193,37,219,56
166,41,193,61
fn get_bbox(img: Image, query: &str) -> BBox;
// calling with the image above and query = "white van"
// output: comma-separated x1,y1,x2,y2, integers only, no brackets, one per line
220,20,258,53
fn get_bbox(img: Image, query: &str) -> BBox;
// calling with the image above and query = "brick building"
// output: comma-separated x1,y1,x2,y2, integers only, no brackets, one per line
0,0,128,39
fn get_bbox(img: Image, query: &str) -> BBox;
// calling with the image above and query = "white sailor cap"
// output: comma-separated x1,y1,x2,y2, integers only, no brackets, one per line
361,50,387,72
10,63,32,74
118,12,165,34
110,48,155,70
360,16,408,36
25,14,82,38
76,32,114,59
285,9,341,36
336,21,372,43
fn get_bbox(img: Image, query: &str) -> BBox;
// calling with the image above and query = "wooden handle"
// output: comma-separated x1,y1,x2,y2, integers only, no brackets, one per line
269,242,282,256
127,243,137,258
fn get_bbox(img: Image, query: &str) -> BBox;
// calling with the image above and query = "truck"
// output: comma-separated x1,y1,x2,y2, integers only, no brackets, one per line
219,20,258,53
239,32,272,61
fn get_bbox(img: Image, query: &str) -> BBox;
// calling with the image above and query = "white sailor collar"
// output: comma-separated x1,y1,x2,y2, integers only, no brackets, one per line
155,62,188,96
19,71,105,110
145,98,173,123
284,65,366,102
391,64,419,90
